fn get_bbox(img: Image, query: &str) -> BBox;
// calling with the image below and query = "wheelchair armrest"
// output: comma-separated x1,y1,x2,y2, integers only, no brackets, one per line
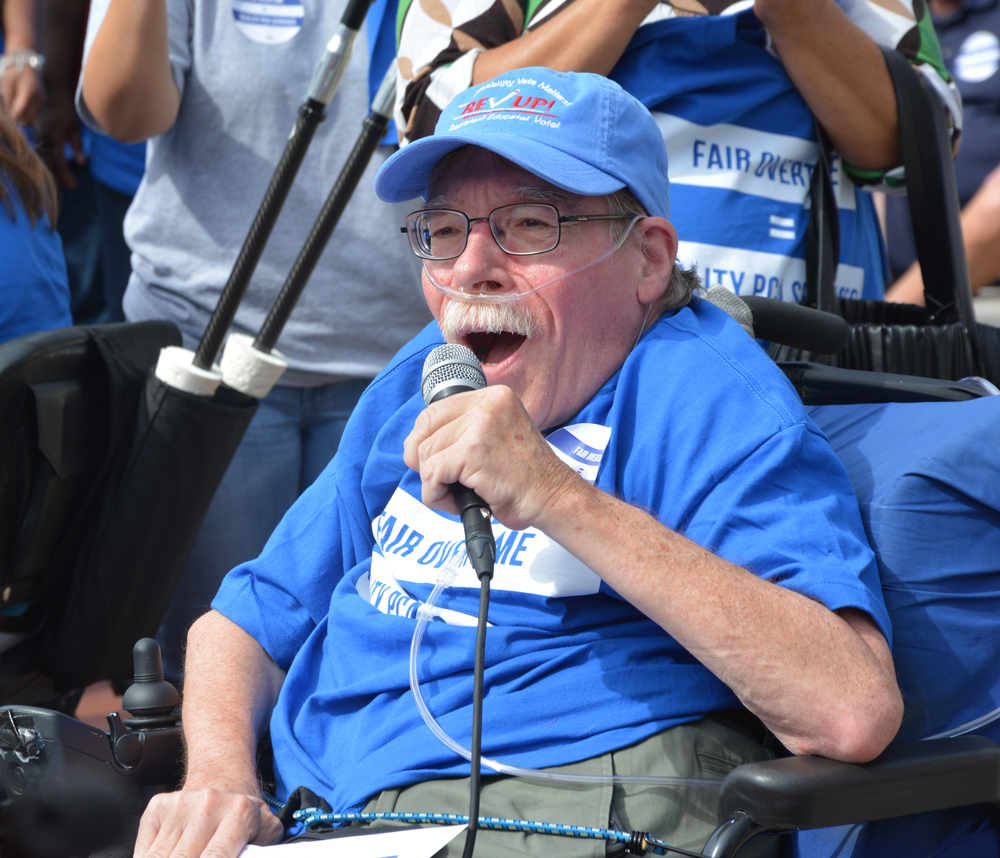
776,361,990,404
0,705,182,800
703,736,1000,857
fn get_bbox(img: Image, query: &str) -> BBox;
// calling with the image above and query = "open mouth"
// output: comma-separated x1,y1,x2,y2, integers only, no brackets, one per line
440,297,536,366
464,330,527,366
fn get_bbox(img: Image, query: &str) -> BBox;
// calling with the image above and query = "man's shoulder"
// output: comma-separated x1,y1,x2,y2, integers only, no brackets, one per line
635,297,808,433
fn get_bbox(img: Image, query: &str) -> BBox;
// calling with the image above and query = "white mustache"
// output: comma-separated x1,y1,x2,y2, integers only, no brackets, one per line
440,299,538,341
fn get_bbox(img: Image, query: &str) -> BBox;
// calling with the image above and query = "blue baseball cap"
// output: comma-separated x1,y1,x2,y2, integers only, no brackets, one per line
374,67,670,219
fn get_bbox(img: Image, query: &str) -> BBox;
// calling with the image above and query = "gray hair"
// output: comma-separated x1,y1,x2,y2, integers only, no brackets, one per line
605,188,701,312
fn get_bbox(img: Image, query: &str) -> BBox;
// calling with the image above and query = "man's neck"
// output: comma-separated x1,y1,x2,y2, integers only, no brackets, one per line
928,0,963,18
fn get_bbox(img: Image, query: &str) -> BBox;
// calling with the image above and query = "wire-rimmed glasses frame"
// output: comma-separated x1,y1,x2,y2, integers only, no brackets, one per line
402,203,637,262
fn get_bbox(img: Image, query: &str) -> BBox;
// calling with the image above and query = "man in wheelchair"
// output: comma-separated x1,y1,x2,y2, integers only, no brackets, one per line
137,69,903,858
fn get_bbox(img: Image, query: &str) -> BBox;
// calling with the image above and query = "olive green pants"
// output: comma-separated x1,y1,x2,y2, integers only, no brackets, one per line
354,717,779,858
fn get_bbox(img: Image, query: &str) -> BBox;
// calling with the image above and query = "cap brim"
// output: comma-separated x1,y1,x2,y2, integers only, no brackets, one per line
374,133,627,204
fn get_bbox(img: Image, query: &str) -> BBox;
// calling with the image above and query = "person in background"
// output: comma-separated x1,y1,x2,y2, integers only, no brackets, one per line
885,0,1000,303
38,0,145,325
394,0,959,306
78,0,431,682
0,96,71,344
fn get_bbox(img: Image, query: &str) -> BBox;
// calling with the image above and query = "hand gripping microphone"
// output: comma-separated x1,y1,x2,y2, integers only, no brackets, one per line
421,344,496,582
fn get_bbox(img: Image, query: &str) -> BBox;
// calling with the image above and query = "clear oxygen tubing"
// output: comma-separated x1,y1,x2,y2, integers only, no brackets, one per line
408,562,723,789
421,217,644,304
922,705,1000,741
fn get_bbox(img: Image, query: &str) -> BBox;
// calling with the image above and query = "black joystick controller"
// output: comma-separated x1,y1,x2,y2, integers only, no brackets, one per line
0,639,184,831
122,638,181,731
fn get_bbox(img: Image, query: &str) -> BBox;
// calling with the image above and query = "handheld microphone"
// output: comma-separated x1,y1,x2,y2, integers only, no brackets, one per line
421,344,496,582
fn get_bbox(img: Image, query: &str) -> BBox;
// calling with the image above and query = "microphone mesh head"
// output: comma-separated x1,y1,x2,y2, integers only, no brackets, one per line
421,344,486,406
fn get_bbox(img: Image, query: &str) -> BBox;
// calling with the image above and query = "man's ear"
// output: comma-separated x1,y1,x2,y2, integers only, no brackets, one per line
634,217,679,305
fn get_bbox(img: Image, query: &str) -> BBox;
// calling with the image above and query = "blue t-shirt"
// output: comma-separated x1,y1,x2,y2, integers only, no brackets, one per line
0,184,72,345
213,300,890,814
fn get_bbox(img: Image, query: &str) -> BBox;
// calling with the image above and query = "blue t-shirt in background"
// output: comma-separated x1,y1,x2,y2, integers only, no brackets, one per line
0,183,71,344
0,31,70,343
83,127,146,197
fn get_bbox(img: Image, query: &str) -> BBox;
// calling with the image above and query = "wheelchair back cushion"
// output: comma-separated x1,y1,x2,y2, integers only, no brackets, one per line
795,397,1000,858
808,397,1000,744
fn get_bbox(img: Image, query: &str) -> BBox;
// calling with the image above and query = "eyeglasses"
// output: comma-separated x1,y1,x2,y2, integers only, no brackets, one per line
402,204,636,261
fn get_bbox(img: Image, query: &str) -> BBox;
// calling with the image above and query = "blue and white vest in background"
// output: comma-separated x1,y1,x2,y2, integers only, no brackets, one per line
611,7,888,303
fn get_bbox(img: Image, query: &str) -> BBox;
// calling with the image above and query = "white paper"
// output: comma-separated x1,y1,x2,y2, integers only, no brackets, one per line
241,823,467,858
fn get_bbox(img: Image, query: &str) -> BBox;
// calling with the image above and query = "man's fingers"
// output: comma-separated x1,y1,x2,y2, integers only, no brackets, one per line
407,385,518,460
251,799,284,846
141,821,188,858
196,796,281,858
403,391,480,471
419,466,461,515
133,790,268,858
405,384,552,521
168,798,254,858
413,415,485,507
136,793,197,858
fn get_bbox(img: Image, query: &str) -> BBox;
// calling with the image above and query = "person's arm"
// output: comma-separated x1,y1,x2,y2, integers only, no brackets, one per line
398,0,900,169
1,0,44,123
470,0,660,85
394,0,657,143
886,162,1000,304
79,0,180,142
404,386,903,763
36,0,87,188
479,0,900,170
533,467,900,762
134,611,285,858
753,0,899,171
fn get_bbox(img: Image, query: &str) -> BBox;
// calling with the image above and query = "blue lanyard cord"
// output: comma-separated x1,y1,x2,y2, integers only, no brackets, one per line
289,808,706,858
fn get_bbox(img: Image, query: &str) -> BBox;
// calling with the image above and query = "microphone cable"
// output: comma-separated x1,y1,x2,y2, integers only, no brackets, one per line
414,342,716,858
464,574,491,858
